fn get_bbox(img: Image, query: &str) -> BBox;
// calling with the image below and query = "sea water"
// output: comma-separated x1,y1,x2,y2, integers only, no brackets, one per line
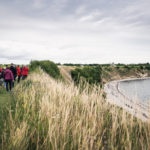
118,78,150,102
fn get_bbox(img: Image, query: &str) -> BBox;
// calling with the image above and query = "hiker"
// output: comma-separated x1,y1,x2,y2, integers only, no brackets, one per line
10,63,17,80
0,66,3,86
4,65,14,92
10,63,17,87
1,67,6,87
16,65,22,83
0,66,2,73
22,65,29,80
0,66,2,79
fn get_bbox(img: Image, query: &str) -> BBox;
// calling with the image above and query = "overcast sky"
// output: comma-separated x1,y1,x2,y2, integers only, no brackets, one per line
0,0,150,64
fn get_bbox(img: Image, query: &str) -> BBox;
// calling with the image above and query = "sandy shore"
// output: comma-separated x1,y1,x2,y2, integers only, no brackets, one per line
104,78,150,122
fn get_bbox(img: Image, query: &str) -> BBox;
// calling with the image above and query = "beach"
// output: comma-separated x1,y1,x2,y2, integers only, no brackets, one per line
104,78,150,122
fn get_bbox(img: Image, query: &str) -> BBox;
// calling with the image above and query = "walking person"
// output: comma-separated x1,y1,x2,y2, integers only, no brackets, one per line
4,65,14,92
16,65,22,83
22,65,29,80
0,66,3,86
0,66,2,74
10,63,17,87
1,67,6,88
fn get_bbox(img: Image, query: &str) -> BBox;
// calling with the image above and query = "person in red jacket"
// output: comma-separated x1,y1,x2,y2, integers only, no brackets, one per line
0,67,2,73
16,65,22,83
22,65,29,80
4,65,14,91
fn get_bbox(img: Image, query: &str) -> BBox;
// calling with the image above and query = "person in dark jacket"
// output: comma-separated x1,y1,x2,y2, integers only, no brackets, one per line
0,67,6,87
0,66,3,86
0,66,2,74
10,63,17,87
4,65,14,91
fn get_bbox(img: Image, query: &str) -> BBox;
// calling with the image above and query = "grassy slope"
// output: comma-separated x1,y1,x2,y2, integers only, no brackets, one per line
0,87,12,135
0,86,12,108
58,65,75,83
1,70,149,150
0,69,150,149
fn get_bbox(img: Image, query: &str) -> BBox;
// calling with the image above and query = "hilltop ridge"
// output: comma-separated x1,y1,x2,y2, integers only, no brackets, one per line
58,64,150,85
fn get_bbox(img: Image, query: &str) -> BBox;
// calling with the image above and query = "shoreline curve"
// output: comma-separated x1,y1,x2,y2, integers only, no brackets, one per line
104,77,150,122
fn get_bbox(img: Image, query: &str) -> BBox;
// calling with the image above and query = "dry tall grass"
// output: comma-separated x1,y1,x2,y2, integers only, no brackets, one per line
1,69,150,150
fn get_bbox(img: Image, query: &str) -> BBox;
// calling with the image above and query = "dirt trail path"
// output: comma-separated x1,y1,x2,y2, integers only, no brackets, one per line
58,66,75,84
0,87,12,134
0,87,11,107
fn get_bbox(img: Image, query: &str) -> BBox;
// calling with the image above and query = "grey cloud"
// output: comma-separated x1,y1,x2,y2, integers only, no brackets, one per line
3,55,30,61
1,0,150,25
0,49,30,61
0,0,150,64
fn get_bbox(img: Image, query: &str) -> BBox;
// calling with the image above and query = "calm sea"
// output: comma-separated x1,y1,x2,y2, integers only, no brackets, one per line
118,78,150,102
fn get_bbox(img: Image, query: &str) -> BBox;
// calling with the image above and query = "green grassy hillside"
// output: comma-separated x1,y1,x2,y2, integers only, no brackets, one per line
0,69,149,150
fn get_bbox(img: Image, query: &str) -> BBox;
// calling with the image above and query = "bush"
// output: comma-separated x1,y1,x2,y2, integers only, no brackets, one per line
30,60,61,79
71,65,102,85
145,63,150,70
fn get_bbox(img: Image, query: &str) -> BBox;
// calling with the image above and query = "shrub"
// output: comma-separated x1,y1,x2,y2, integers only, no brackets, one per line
71,65,102,85
145,63,150,70
30,60,61,79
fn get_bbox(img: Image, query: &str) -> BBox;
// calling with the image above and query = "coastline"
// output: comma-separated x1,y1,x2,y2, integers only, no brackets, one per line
104,77,150,122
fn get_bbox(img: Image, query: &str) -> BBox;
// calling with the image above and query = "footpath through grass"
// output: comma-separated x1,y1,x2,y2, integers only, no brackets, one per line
0,87,12,110
0,87,12,106
0,87,12,137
